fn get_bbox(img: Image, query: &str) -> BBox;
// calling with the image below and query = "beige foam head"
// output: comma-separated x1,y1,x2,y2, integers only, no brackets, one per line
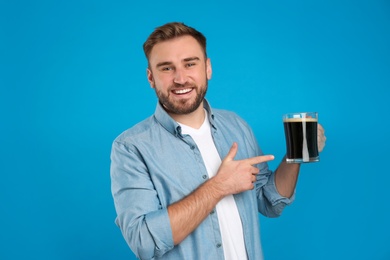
283,117,318,123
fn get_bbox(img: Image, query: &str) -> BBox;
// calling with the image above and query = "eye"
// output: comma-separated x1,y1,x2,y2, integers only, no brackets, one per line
161,66,173,71
186,63,196,68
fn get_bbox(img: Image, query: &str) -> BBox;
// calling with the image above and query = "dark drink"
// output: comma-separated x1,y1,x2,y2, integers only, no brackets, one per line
283,115,319,163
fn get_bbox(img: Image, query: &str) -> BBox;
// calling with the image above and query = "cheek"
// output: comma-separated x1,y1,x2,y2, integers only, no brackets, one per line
153,75,172,90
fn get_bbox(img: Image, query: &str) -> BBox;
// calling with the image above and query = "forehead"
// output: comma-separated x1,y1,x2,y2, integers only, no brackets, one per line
149,35,204,65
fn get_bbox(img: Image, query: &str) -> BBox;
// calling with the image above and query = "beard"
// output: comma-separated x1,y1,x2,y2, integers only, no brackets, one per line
155,81,208,115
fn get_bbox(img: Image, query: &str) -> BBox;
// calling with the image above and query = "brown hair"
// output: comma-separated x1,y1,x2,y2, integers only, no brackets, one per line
143,22,207,62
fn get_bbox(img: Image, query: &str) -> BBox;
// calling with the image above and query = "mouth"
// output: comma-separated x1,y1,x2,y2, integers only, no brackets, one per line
172,88,193,95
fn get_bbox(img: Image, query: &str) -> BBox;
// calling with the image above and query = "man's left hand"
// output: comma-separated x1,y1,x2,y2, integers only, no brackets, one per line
318,124,326,152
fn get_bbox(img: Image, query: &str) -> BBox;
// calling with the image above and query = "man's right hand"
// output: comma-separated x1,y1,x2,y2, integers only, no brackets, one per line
211,142,274,196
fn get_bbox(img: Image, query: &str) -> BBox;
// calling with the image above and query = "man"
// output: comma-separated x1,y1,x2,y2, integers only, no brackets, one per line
111,22,326,260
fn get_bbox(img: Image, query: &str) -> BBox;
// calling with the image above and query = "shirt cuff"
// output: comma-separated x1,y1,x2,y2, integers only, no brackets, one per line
145,208,174,257
263,171,296,206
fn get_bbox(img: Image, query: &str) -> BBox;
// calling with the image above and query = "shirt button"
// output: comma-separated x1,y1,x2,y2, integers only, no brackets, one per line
216,243,222,248
210,210,215,214
202,175,207,179
190,145,195,150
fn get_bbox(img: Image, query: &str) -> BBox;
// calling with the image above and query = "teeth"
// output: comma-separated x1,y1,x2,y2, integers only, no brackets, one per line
174,88,192,94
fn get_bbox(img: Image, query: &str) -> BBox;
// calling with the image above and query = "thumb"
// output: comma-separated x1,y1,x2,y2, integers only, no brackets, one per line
224,142,238,162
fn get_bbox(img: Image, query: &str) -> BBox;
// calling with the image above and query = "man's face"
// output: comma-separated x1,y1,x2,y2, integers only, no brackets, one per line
147,35,212,115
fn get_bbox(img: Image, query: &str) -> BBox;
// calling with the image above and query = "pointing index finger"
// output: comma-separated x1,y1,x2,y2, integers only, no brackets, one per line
246,155,275,165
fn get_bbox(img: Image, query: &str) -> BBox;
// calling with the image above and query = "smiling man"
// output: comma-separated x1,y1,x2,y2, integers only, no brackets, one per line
110,22,326,260
147,35,210,125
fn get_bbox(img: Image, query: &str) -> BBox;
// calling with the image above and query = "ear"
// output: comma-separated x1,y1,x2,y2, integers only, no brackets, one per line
147,68,155,88
206,58,212,80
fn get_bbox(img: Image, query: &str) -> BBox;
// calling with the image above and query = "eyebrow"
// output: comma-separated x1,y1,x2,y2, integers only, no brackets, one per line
155,56,201,68
156,61,173,68
183,56,200,62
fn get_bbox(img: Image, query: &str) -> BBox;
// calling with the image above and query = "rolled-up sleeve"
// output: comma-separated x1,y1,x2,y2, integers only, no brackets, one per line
254,159,295,218
261,170,295,216
110,140,174,259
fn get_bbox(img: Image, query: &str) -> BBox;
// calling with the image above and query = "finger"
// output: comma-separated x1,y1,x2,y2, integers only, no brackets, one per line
252,175,257,183
318,124,324,134
246,155,275,166
318,133,325,142
318,125,326,142
318,132,326,152
248,166,260,176
224,142,238,162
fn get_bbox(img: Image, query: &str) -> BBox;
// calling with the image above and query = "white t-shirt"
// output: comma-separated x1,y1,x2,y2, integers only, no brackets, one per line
179,111,247,260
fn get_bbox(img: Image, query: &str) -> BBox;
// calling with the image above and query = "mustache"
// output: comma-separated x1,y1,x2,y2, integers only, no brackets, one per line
170,82,197,89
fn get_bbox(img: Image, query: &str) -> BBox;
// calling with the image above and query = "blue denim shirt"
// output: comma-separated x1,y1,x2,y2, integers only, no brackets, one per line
110,100,294,260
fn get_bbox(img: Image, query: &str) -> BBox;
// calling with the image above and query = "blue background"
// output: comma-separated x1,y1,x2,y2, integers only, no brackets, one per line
1,0,389,259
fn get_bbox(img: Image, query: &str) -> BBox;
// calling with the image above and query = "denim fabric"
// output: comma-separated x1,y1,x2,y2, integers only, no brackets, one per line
110,100,294,260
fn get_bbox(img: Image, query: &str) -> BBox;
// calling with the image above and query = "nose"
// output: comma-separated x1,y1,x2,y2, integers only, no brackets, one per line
173,68,187,85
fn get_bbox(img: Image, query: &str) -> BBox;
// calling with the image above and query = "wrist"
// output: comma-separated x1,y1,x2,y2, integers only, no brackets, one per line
204,177,227,201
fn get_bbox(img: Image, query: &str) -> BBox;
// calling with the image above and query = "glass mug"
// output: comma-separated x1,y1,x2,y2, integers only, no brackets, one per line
283,112,319,163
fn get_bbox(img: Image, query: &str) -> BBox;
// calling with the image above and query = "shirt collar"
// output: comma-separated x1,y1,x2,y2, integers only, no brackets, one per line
154,99,216,137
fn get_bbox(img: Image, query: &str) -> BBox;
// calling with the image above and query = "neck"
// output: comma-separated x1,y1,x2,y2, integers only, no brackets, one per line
169,102,205,129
